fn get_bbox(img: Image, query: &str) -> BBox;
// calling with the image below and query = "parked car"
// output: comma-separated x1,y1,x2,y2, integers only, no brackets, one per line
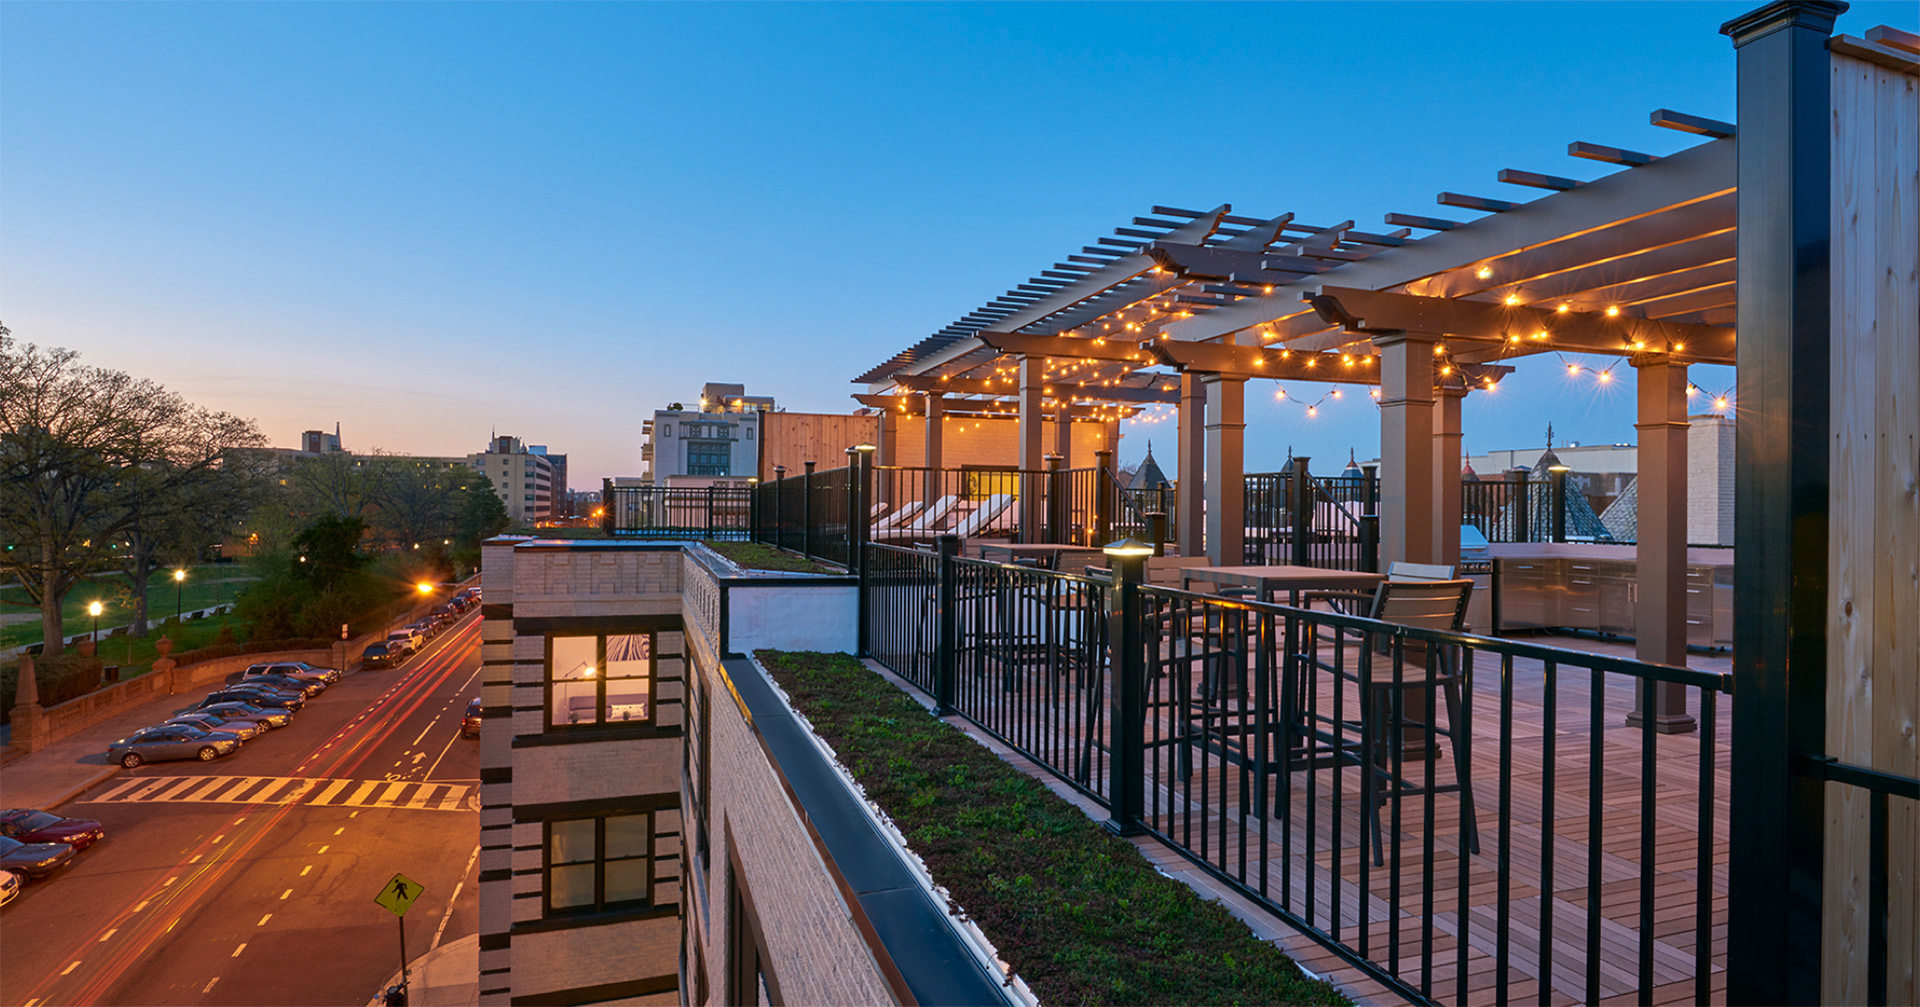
0,810,105,852
361,642,399,669
1,867,20,906
408,619,438,640
283,660,342,684
204,686,306,712
198,701,292,729
0,837,74,881
244,661,337,686
461,698,482,738
164,713,265,741
109,725,242,767
239,672,323,697
386,629,422,654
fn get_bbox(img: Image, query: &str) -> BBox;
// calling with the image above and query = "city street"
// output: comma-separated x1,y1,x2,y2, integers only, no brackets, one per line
1,614,483,1007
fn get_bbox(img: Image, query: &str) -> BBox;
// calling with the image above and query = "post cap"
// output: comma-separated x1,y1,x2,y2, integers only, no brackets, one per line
1103,537,1156,558
854,443,877,453
1548,463,1571,473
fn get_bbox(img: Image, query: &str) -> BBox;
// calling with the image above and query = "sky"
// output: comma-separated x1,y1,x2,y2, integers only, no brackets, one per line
3,1,1909,484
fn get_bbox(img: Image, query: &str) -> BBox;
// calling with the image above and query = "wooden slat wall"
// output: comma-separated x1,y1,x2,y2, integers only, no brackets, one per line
885,415,1116,470
756,412,879,481
1825,47,1919,1006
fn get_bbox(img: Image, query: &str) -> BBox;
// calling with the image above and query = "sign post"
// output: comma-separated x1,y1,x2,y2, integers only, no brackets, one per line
375,872,425,1006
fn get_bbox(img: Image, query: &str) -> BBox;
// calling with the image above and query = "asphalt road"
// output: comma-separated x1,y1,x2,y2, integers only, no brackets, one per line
1,612,484,1007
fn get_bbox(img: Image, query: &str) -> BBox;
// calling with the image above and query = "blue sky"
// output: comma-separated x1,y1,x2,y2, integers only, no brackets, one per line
3,1,1907,483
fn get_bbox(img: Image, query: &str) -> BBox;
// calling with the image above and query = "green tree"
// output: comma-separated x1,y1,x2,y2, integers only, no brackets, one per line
291,514,367,593
0,328,263,655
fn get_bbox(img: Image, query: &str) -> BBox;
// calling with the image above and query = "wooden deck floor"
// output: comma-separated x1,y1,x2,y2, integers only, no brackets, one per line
920,631,1734,1006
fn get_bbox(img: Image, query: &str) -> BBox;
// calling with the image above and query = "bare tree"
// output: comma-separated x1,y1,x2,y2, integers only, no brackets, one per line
0,329,264,653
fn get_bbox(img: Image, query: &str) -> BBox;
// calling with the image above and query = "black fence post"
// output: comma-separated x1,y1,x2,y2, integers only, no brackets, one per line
748,479,761,543
1103,544,1148,835
1143,512,1167,557
934,534,959,715
600,478,613,536
773,466,787,550
1360,463,1380,573
854,445,875,654
845,447,861,571
1549,465,1569,543
1044,454,1065,544
802,460,815,561
1093,449,1114,545
1290,455,1312,567
1509,467,1531,543
706,484,716,540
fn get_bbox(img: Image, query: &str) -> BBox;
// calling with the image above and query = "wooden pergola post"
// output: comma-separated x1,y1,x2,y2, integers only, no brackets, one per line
922,391,944,504
1374,331,1439,567
1177,372,1206,558
1053,403,1073,468
1018,356,1045,542
1432,386,1466,568
1630,355,1695,732
1202,375,1246,566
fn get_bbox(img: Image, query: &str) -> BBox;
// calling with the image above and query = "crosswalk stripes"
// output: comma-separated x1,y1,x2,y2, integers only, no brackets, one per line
81,774,476,812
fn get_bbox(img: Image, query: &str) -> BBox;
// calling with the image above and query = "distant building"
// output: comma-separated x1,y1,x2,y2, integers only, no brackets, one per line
468,435,556,525
641,383,772,487
301,425,344,454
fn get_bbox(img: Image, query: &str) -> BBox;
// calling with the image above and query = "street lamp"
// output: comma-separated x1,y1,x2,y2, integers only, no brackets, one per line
173,568,187,636
416,582,434,596
88,600,103,643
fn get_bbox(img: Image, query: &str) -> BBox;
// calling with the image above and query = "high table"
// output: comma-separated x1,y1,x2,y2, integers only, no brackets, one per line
973,543,1102,571
1180,564,1383,607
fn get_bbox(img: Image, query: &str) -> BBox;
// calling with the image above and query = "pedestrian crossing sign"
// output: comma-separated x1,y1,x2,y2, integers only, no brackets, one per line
375,872,424,916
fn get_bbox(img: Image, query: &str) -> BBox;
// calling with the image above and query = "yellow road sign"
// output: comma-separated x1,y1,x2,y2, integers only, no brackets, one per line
374,872,425,917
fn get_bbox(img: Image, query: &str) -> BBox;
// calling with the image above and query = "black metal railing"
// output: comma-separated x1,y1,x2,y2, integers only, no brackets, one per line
1114,478,1175,542
1802,757,1920,1007
862,541,1734,1005
1244,465,1378,571
602,483,752,539
865,465,1106,546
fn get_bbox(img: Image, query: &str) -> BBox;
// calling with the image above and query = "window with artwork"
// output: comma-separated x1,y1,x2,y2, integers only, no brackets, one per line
545,812,652,915
548,633,654,728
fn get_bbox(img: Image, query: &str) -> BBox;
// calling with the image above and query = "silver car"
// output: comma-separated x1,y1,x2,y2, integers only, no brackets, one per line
107,725,242,768
164,713,265,741
198,701,293,729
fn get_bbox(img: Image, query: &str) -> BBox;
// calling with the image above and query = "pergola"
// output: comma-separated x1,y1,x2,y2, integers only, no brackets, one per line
853,7,1918,1000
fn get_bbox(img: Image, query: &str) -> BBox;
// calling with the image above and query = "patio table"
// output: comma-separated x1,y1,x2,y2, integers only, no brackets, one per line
1180,564,1383,607
973,543,1097,568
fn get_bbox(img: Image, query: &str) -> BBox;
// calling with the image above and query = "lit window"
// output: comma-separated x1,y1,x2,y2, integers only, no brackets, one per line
548,633,654,728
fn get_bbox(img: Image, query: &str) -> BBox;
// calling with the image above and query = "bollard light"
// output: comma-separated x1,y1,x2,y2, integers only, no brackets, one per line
1102,537,1155,559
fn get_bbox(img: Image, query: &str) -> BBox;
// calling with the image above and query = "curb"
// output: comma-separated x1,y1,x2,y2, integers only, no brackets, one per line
45,766,123,811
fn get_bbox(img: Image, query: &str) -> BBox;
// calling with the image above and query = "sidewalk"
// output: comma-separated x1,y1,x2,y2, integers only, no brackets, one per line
367,933,477,1007
0,672,249,810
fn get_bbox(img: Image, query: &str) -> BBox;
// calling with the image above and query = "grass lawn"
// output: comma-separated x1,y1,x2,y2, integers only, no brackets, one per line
757,650,1351,1007
0,566,256,649
12,611,255,682
701,541,841,574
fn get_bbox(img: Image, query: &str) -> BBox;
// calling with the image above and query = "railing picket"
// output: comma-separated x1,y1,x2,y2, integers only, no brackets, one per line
1586,668,1604,1006
1638,678,1658,1004
1694,688,1715,1006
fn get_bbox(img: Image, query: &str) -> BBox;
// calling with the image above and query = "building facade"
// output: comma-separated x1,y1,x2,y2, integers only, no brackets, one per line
470,436,557,525
640,384,771,486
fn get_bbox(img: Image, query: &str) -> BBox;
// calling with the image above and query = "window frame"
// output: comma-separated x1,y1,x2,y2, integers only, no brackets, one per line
544,632,658,732
541,810,654,918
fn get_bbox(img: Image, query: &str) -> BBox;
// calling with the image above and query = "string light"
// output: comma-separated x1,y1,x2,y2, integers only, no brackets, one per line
1476,266,1492,280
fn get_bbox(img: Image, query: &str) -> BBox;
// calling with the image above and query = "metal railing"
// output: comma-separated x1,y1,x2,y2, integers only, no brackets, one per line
601,483,752,539
862,541,1733,1005
1802,757,1920,1007
1245,464,1379,571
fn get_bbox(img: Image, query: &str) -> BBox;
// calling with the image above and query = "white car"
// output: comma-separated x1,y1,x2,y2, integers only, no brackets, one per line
385,629,422,654
1,869,21,907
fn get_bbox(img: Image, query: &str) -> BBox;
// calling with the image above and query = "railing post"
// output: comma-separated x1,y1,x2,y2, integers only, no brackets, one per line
846,447,861,570
1508,467,1531,543
600,478,613,535
1143,512,1167,557
802,460,815,560
773,466,787,550
748,479,761,543
934,534,959,715
1044,454,1065,544
1360,464,1380,573
1093,448,1114,545
1290,455,1312,567
1549,465,1569,543
854,445,875,654
706,484,716,540
1103,543,1148,835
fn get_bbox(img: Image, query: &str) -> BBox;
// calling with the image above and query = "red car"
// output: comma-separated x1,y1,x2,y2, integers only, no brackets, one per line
0,809,105,852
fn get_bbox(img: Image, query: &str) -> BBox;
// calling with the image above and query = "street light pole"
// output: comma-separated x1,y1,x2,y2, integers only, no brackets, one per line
89,601,102,644
174,568,187,638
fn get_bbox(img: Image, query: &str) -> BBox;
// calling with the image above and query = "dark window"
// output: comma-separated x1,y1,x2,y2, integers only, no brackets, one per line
544,812,652,915
687,441,731,476
727,858,779,1005
547,633,655,729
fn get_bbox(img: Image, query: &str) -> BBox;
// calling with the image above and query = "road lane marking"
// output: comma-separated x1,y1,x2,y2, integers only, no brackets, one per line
334,827,346,835
98,929,117,942
231,943,247,957
203,978,220,993
212,834,224,843
318,845,329,853
373,781,409,806
342,780,381,805
431,844,483,950
91,779,147,802
411,717,440,746
257,914,272,926
61,962,80,976
280,889,292,900
350,810,360,818
300,865,313,876
132,900,148,912
189,854,202,864
174,777,230,801
163,876,177,887
79,773,474,812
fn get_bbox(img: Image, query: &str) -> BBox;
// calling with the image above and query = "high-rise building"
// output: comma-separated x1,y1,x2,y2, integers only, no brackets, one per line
468,435,556,525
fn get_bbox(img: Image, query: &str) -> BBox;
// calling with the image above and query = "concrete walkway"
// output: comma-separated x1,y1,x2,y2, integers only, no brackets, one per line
367,933,478,1007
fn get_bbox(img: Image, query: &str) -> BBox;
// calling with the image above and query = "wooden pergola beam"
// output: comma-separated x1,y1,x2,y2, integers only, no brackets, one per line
853,394,1137,420
975,331,1158,364
887,373,1177,404
1309,285,1736,364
